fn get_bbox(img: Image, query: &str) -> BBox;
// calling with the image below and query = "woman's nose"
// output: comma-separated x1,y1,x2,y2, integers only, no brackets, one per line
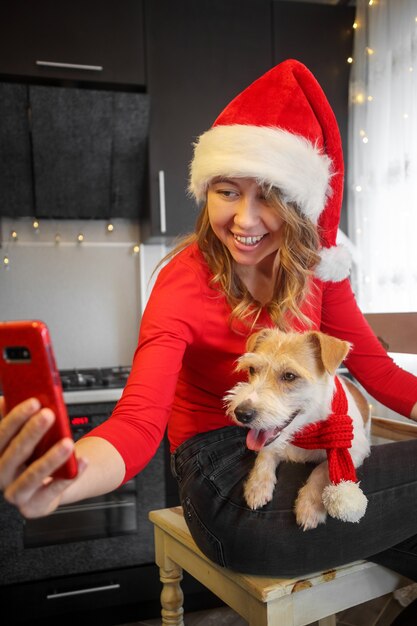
234,197,261,229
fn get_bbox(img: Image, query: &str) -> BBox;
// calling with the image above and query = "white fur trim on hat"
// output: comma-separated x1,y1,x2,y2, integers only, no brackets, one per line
189,124,332,224
322,481,368,523
315,244,352,282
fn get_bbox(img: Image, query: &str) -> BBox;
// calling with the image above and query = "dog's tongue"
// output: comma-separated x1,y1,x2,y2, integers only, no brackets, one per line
246,427,281,451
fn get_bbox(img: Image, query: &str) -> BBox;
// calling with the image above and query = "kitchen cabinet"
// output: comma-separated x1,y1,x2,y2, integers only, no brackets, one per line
30,85,149,220
0,83,150,219
272,0,355,233
0,83,33,218
0,0,146,87
143,0,273,240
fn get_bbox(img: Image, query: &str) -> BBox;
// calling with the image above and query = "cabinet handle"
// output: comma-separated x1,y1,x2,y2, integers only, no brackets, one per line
36,60,104,72
158,170,167,234
47,583,120,599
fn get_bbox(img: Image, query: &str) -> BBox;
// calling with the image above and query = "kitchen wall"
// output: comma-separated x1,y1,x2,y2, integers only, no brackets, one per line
0,217,143,369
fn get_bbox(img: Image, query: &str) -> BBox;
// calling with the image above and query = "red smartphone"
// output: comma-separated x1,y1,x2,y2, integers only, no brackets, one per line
0,320,78,479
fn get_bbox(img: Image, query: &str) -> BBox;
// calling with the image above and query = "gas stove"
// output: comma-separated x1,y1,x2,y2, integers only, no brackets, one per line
60,366,130,404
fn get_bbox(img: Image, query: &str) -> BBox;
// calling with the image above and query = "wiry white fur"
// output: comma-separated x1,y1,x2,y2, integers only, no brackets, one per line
315,244,352,282
189,124,332,224
224,331,371,530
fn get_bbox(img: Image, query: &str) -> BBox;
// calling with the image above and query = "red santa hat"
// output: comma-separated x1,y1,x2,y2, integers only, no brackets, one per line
189,59,351,282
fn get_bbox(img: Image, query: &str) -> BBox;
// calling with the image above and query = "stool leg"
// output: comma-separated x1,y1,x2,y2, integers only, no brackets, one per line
159,564,185,626
318,616,336,626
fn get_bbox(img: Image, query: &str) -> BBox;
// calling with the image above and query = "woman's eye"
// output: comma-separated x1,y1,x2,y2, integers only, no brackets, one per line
216,188,239,199
281,372,297,382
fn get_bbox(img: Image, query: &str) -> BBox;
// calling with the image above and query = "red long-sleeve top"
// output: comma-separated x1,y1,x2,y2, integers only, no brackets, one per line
88,243,417,483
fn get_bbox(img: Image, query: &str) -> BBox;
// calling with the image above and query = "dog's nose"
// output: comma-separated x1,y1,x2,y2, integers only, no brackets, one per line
234,403,256,424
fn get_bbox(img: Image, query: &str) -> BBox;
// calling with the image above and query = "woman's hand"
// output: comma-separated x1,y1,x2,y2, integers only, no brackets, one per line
0,397,87,518
411,401,417,422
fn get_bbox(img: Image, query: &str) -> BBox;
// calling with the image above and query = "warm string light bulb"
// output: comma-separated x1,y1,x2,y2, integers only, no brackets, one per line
77,233,85,243
132,244,140,255
32,218,40,232
106,222,114,233
11,230,18,241
3,255,10,269
55,233,62,245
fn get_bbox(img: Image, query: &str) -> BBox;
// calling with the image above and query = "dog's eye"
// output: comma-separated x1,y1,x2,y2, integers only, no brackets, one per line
281,371,297,382
248,366,256,376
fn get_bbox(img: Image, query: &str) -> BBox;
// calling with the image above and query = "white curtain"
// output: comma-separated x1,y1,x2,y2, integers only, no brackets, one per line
348,0,417,312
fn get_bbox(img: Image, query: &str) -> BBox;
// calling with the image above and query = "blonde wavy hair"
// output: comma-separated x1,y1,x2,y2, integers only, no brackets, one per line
156,187,320,331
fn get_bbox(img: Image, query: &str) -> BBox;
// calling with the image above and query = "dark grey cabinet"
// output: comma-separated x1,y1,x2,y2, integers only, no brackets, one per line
143,0,273,240
0,83,33,218
0,0,146,87
0,83,150,219
30,86,149,219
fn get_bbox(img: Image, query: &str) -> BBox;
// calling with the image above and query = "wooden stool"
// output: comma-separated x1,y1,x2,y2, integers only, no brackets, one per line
149,507,410,626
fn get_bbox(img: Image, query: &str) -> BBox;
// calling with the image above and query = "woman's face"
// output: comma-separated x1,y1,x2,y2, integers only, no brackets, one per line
207,177,284,269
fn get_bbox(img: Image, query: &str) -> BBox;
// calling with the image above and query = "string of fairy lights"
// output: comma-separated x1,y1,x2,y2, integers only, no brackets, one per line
1,218,141,270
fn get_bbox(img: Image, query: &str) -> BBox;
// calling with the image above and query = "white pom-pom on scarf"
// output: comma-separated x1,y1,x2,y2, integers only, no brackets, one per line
322,480,368,523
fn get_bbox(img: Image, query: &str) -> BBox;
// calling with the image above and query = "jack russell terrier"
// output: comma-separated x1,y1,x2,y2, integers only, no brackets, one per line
224,329,371,530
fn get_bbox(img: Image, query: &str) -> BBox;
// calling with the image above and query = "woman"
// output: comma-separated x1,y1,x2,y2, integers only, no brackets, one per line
1,60,417,591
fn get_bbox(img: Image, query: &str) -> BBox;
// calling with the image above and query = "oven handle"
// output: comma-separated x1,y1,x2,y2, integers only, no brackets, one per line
47,583,120,599
54,500,135,514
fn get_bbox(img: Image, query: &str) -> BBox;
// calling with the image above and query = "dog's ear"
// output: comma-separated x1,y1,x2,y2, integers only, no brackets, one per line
246,329,272,352
307,332,351,375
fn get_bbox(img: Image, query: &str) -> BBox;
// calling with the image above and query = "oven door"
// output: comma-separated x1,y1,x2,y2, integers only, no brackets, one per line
24,479,138,547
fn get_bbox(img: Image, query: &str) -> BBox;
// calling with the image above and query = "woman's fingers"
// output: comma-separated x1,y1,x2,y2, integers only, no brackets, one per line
6,455,88,519
0,398,85,518
3,434,72,505
0,397,42,453
0,403,53,488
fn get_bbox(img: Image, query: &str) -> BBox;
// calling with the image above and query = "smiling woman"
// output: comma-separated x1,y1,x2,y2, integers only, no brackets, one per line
207,177,284,300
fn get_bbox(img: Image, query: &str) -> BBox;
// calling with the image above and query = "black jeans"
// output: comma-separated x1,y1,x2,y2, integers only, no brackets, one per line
171,426,417,579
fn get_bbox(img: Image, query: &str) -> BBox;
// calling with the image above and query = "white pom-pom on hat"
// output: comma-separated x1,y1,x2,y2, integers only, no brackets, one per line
315,244,352,283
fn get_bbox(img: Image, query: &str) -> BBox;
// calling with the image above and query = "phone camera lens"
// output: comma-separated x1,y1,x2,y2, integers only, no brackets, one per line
4,346,31,361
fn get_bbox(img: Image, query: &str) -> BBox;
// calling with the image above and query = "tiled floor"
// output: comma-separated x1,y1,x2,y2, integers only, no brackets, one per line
123,584,417,626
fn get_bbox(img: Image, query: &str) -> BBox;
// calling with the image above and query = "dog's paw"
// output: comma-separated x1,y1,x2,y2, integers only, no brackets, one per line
244,478,275,510
295,486,327,531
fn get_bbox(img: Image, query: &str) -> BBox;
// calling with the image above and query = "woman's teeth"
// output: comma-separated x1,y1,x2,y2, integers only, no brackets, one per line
234,234,265,246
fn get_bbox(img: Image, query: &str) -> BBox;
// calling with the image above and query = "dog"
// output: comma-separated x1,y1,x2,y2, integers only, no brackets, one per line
224,328,371,530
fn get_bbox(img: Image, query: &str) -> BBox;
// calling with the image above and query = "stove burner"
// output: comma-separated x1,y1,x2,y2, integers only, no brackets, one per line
59,366,130,391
